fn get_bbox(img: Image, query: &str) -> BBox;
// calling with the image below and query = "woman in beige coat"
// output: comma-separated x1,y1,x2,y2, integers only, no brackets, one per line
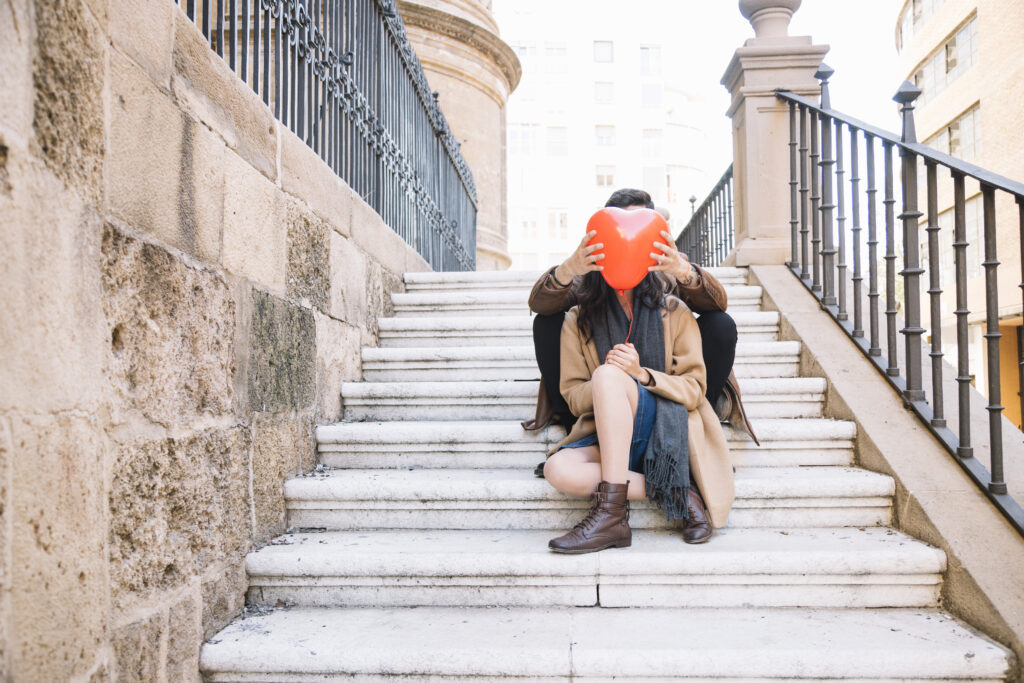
544,269,734,553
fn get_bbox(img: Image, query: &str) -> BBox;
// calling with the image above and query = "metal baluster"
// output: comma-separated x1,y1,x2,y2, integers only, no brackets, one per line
836,118,848,320
896,81,925,401
230,0,237,70
851,126,864,337
799,105,809,279
242,0,250,83
728,175,735,254
187,0,195,22
810,108,821,292
788,102,798,267
952,172,973,457
926,160,945,426
817,65,836,307
883,141,898,376
272,3,280,116
1019,196,1024,434
217,0,225,56
981,186,1006,494
203,0,211,41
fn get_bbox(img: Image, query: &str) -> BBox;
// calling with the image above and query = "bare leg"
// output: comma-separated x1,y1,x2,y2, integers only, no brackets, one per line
591,364,639,486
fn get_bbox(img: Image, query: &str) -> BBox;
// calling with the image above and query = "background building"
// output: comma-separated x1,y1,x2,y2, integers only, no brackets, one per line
897,0,1024,427
493,0,722,270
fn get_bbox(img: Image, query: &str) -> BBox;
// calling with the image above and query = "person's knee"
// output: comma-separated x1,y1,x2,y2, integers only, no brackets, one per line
543,453,572,491
699,312,738,347
591,363,631,393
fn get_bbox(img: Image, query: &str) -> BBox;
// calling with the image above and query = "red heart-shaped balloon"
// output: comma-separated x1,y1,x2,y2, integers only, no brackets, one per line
587,207,668,290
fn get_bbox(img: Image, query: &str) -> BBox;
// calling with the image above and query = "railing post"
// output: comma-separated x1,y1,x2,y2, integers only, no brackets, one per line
981,185,1007,494
817,64,837,307
788,101,798,268
895,81,925,402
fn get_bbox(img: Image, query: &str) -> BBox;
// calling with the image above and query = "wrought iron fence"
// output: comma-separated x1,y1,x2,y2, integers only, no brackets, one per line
174,0,477,270
676,165,734,267
777,65,1024,535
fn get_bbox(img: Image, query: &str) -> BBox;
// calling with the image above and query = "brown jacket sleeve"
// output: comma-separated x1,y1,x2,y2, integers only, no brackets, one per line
528,267,580,315
675,264,728,313
558,310,595,418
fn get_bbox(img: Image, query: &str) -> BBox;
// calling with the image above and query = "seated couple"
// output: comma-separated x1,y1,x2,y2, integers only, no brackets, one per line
523,188,758,552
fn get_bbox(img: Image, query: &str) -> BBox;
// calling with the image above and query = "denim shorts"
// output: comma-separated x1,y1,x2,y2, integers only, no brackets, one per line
556,379,657,474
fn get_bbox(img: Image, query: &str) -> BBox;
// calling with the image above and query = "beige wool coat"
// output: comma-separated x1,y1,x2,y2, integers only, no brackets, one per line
550,298,735,528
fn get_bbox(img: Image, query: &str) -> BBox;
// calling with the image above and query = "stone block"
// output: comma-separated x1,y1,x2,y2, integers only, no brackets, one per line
314,312,362,422
349,195,411,278
0,0,34,146
32,0,106,201
108,51,224,262
10,413,108,682
247,290,315,413
251,415,309,542
110,0,173,86
109,427,250,608
328,231,368,327
0,417,9,683
101,223,235,427
167,590,202,683
0,165,107,413
171,12,277,180
286,201,330,312
222,151,285,292
279,126,353,235
112,610,165,683
201,562,247,640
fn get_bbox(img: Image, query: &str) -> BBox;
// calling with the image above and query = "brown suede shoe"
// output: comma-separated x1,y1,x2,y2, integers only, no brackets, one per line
681,486,713,544
548,481,631,554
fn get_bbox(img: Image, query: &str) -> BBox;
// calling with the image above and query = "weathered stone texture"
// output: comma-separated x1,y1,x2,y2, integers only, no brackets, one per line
107,52,224,262
286,202,330,311
32,0,105,200
349,195,410,277
201,562,247,640
10,413,108,682
171,12,276,179
0,417,10,683
251,416,307,542
167,591,202,682
329,232,369,327
109,428,250,608
247,290,316,413
110,0,173,86
222,152,285,292
315,312,362,423
101,223,235,427
0,0,34,144
112,610,165,682
279,128,353,235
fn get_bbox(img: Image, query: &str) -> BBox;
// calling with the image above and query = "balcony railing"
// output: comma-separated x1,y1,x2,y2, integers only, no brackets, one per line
676,165,734,267
777,65,1024,535
174,0,477,270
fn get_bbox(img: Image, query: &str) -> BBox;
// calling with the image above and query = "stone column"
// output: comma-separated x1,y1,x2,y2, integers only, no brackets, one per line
398,0,521,270
720,0,828,265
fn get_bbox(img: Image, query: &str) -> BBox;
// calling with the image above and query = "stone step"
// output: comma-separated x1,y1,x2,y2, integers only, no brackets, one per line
340,377,827,421
244,527,945,609
402,267,751,292
360,340,801,382
284,466,894,530
390,285,764,317
377,310,781,347
316,418,857,469
200,606,1012,681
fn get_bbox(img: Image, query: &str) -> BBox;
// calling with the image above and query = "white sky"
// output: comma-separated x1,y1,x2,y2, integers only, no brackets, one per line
495,0,904,201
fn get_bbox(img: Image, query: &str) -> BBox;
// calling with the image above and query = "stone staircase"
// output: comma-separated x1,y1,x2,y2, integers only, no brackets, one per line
200,268,1013,681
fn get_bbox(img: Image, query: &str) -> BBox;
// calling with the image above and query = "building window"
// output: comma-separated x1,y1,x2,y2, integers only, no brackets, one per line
643,166,666,199
642,129,664,159
897,0,949,52
641,83,662,108
509,124,539,155
595,125,615,146
546,127,569,156
547,209,569,240
596,165,615,187
513,42,537,60
593,40,613,63
640,45,662,75
544,42,568,74
594,81,614,104
926,104,980,161
520,208,539,241
912,15,977,104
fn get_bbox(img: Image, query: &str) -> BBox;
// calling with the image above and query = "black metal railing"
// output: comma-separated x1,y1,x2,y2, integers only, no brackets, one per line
778,65,1024,535
174,0,477,270
676,164,734,267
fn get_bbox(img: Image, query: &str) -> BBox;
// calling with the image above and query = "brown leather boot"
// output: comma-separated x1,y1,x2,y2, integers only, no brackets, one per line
681,486,713,544
548,481,631,554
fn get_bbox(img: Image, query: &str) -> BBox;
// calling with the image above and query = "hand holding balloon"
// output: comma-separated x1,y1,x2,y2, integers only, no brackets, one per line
553,231,605,285
649,230,694,284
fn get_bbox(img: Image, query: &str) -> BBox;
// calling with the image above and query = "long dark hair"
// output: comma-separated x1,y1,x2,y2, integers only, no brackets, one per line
575,271,678,343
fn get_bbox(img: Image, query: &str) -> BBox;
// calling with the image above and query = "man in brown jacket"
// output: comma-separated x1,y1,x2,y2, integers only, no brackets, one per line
525,189,757,475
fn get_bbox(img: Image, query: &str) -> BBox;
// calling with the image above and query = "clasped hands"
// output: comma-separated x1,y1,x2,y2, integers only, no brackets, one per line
554,229,693,284
605,343,652,385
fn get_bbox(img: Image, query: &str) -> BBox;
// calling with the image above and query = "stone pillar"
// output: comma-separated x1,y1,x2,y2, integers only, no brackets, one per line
398,0,521,270
720,0,828,266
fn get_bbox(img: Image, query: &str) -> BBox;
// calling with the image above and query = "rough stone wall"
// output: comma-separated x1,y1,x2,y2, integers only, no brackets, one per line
0,0,429,679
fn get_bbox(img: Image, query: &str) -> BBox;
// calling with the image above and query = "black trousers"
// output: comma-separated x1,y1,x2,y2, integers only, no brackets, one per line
533,310,738,425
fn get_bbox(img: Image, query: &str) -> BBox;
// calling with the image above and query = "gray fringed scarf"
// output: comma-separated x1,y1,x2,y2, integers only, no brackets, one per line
593,293,691,520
